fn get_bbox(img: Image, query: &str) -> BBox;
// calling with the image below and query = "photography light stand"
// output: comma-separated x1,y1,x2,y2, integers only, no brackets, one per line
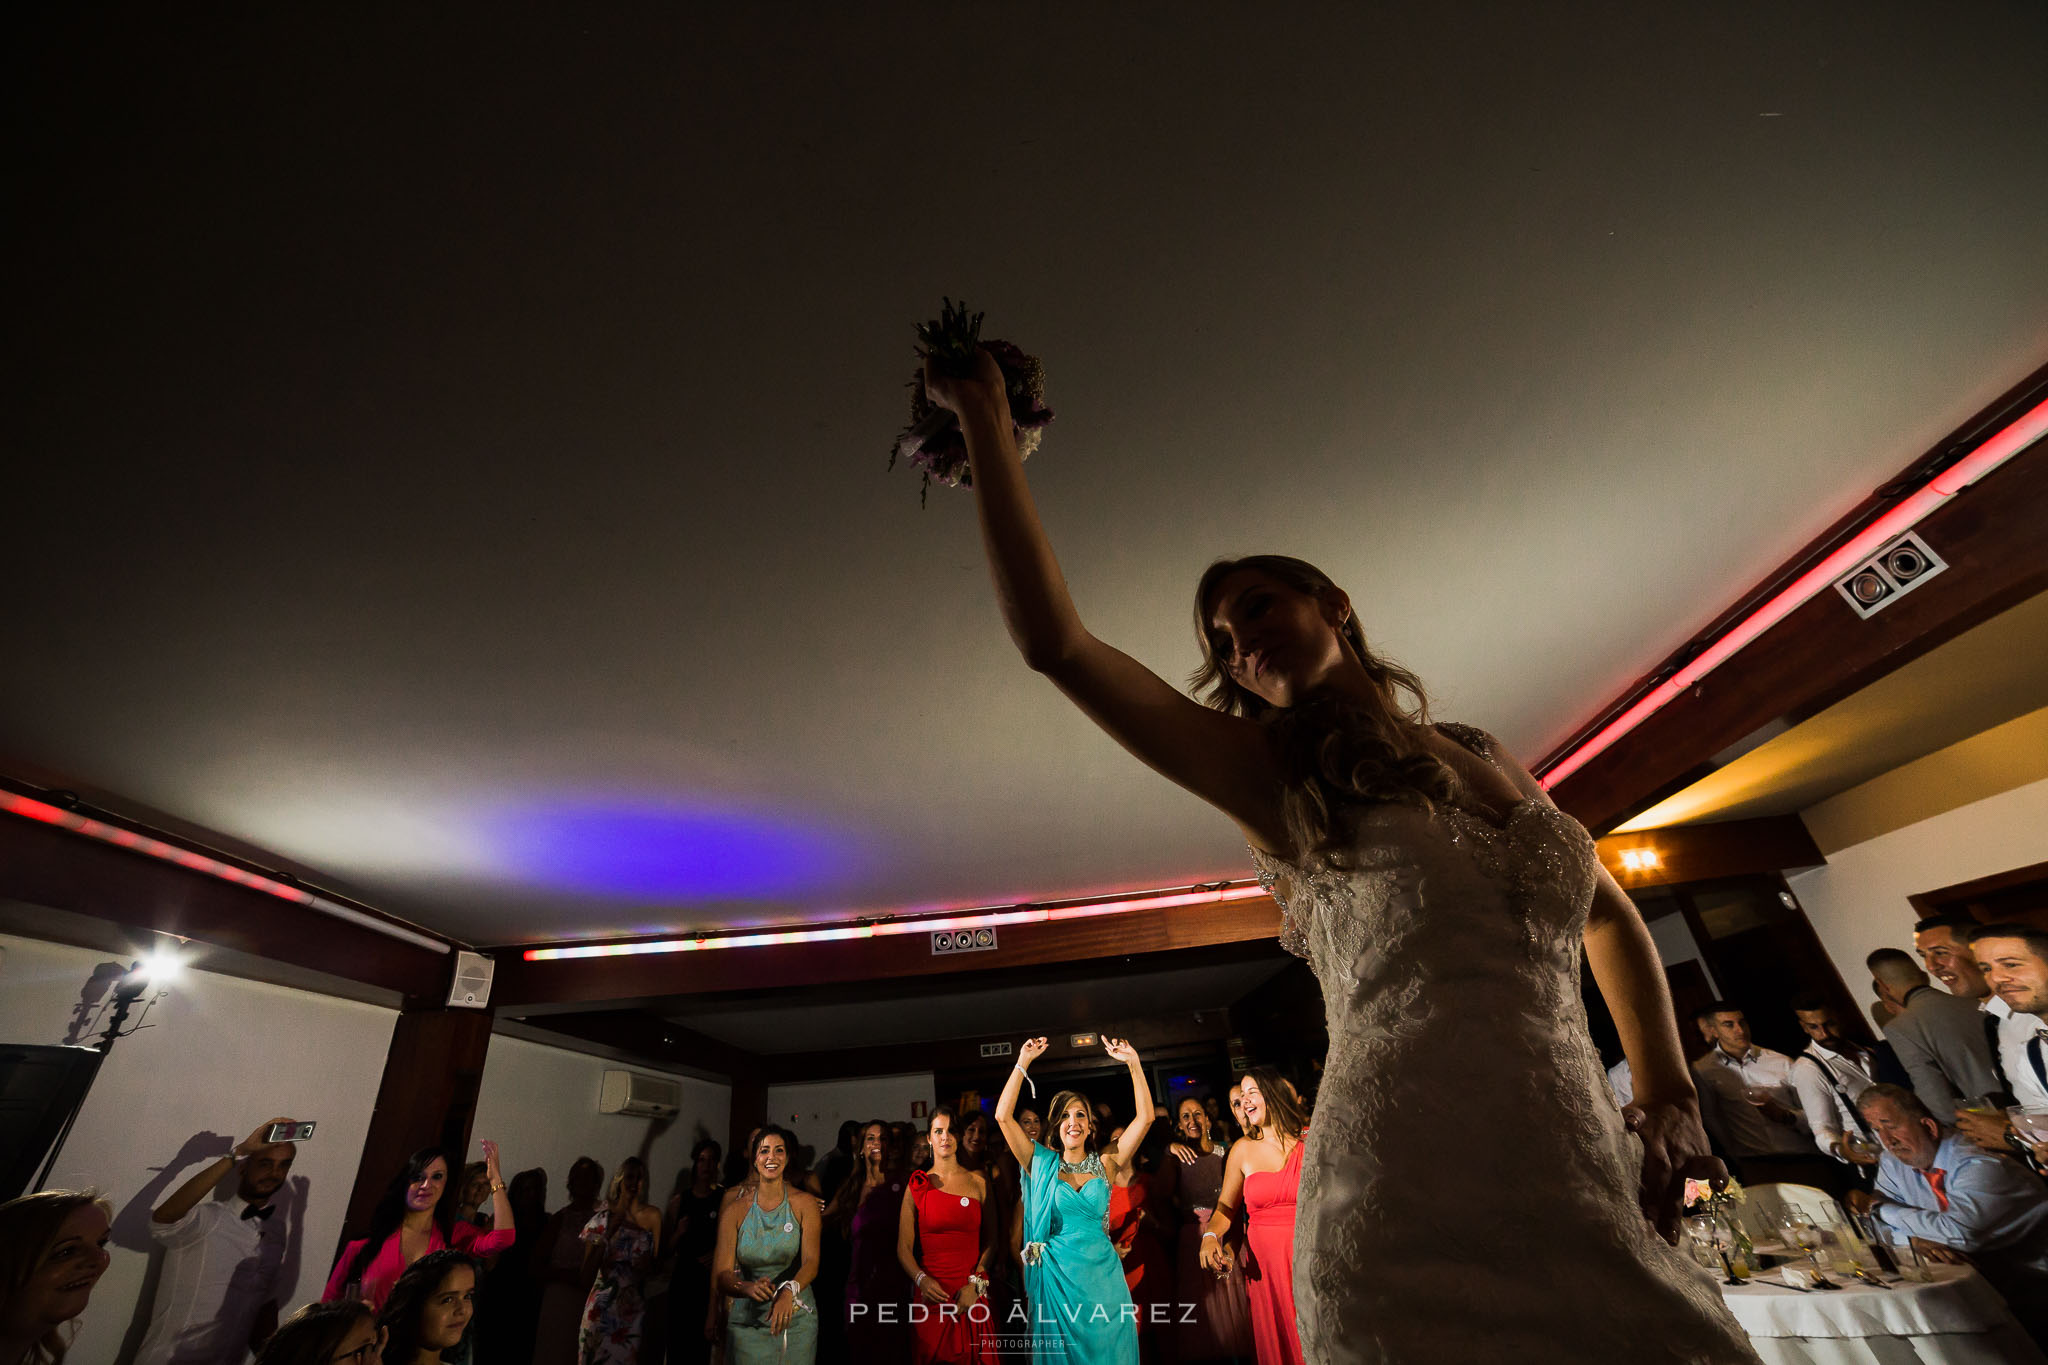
33,957,170,1192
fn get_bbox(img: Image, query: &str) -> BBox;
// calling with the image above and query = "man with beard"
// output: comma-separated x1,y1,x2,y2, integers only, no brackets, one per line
1787,999,1884,1183
1966,923,2048,1167
136,1116,299,1365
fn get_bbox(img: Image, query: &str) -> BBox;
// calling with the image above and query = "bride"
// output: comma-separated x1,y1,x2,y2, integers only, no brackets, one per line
920,349,1758,1363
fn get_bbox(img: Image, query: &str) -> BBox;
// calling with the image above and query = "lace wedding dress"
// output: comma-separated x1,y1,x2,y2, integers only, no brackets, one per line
1249,724,1759,1364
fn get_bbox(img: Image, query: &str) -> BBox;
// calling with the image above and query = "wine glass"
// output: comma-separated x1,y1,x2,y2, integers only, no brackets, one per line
2009,1109,2048,1144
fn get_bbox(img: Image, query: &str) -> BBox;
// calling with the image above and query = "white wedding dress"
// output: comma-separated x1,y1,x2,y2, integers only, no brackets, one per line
1249,724,1759,1364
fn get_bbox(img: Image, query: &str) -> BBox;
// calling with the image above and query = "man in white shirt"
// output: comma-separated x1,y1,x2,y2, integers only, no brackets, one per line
1787,998,1880,1175
135,1116,298,1365
1690,1004,1846,1191
1964,925,2048,1173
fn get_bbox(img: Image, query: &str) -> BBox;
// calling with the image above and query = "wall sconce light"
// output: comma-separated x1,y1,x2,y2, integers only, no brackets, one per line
1619,848,1661,872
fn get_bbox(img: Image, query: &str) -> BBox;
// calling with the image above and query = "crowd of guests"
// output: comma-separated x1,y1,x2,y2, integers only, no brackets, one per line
13,914,2048,1362
1671,915,2048,1338
0,1034,1314,1365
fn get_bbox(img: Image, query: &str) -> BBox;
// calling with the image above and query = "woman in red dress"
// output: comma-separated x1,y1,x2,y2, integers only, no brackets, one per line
898,1105,995,1363
1105,1129,1174,1364
1198,1071,1308,1365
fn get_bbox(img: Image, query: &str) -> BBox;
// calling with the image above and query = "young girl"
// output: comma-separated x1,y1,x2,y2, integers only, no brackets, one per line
375,1251,476,1365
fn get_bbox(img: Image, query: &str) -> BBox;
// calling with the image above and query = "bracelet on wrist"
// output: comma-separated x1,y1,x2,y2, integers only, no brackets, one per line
1012,1064,1036,1099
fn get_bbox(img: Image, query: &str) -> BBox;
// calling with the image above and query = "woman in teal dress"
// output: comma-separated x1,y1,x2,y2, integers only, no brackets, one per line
714,1125,821,1364
995,1034,1155,1365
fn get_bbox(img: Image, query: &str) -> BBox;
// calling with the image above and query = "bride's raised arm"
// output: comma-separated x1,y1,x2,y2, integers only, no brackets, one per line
924,351,1285,848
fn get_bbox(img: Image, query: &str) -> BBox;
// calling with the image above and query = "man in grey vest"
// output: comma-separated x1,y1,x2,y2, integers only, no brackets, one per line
1869,947,2000,1124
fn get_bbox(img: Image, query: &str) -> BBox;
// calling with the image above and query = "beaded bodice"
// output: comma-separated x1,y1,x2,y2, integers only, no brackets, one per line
1245,722,1758,1364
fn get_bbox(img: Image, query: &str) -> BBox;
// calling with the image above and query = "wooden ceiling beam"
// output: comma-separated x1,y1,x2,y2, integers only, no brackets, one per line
489,895,1283,1012
1595,815,1823,891
1549,383,2048,834
0,811,451,1005
759,1012,1234,1085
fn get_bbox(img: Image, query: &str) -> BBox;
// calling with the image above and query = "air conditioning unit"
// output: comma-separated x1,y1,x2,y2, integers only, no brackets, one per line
446,952,494,1009
600,1070,684,1119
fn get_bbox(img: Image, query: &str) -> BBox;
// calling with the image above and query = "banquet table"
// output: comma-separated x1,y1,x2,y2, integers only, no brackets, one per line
1717,1264,2046,1364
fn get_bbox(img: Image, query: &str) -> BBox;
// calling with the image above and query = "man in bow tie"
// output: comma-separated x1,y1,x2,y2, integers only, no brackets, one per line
135,1116,299,1365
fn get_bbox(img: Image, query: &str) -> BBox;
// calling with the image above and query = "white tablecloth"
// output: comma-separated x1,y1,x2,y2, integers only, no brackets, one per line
1718,1265,2046,1365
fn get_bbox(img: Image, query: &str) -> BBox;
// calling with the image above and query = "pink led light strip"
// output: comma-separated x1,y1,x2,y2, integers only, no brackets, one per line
521,883,1271,961
1539,394,2048,791
0,790,451,954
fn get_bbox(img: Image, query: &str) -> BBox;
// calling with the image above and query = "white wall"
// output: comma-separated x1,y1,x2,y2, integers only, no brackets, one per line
1789,775,2048,1000
1647,912,1721,995
470,1033,730,1204
0,932,397,1365
764,1073,935,1169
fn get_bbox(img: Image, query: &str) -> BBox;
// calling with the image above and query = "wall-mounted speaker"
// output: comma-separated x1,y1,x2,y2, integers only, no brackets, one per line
447,951,494,1008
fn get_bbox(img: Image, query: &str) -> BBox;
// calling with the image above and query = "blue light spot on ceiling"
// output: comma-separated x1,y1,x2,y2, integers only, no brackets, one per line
481,798,862,901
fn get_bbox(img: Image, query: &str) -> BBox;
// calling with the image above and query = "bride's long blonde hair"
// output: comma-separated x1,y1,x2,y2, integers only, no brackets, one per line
1191,554,1461,861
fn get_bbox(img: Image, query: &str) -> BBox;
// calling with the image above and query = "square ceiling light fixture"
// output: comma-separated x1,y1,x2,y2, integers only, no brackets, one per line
1833,531,1948,619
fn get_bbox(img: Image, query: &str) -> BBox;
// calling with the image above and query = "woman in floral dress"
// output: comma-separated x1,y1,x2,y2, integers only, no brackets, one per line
580,1156,661,1365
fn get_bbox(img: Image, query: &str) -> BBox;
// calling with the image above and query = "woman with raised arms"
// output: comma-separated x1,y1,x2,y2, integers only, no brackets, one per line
995,1034,1152,1365
922,352,1757,1364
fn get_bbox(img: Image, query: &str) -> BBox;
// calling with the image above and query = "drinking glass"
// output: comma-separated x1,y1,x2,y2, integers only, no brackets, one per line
2010,1109,2048,1144
1889,1234,1932,1283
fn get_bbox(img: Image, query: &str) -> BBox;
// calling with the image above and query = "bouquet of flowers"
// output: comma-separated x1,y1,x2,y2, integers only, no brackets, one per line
1682,1176,1745,1217
890,298,1053,505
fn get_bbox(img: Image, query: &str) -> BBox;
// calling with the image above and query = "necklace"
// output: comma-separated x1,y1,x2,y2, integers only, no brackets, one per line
1058,1151,1103,1178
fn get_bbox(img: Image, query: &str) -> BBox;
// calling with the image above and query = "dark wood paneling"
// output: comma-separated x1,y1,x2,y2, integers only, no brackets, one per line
0,814,451,1005
490,897,1284,1011
757,1012,1233,1085
339,1008,496,1264
1596,816,1823,891
1546,376,2048,835
1909,858,2048,932
521,1012,758,1081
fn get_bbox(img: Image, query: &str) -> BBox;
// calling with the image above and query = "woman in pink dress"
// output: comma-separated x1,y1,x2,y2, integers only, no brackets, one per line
1197,1072,1305,1365
324,1142,516,1311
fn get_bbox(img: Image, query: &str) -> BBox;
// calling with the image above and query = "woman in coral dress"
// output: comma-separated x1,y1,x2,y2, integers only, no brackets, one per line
900,1105,997,1363
1200,1072,1304,1365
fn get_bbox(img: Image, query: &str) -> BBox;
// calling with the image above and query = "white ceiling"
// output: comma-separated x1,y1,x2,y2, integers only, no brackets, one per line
9,6,2048,946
